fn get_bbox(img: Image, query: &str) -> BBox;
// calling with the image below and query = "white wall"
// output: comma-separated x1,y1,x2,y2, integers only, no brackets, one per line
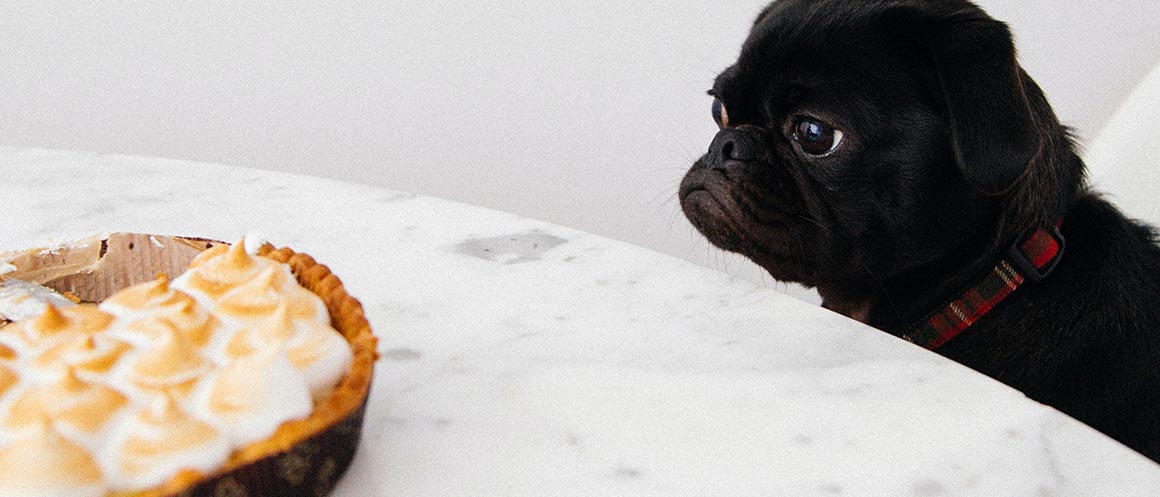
3,1,1158,296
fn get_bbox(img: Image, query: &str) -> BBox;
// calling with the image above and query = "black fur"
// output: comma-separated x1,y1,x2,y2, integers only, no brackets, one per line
680,0,1160,461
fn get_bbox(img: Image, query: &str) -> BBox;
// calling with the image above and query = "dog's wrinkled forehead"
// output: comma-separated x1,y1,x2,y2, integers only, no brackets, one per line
716,0,932,123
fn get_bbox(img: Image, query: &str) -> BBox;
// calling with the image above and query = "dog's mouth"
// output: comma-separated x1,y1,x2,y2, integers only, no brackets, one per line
679,160,801,264
679,167,747,251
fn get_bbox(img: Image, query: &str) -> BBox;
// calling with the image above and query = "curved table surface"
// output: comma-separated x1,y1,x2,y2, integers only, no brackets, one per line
2,147,1158,496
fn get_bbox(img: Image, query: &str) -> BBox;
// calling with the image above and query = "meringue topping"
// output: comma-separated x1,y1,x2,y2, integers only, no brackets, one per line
286,320,354,402
99,276,189,317
103,395,229,491
0,342,16,362
125,324,211,389
0,364,17,396
213,265,329,326
172,242,271,302
5,368,128,435
34,333,131,376
10,305,114,346
0,240,353,496
0,421,104,497
196,347,312,446
223,303,297,358
101,277,219,349
221,303,352,402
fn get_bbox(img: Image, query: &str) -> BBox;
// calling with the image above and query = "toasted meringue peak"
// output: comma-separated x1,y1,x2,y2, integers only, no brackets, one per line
6,368,129,434
222,238,255,268
0,364,17,396
242,233,269,255
221,331,257,361
223,303,296,359
32,304,69,336
286,321,354,402
0,421,104,497
0,342,16,361
105,395,229,491
201,348,312,445
219,267,329,327
17,305,115,344
7,368,93,417
215,265,293,319
220,308,351,402
127,325,210,389
174,241,275,302
100,276,186,315
61,306,117,334
101,279,221,350
121,306,219,351
35,333,131,375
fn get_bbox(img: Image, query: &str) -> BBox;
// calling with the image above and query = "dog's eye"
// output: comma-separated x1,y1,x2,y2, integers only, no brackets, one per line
712,98,729,129
793,118,844,156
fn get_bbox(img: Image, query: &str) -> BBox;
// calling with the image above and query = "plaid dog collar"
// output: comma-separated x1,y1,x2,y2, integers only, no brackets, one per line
902,223,1066,349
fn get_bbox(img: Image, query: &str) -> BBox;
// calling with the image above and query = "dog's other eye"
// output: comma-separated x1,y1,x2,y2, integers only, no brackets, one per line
792,118,844,156
712,98,729,129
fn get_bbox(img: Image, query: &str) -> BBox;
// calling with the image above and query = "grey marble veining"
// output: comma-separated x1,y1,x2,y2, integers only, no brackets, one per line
2,147,1158,496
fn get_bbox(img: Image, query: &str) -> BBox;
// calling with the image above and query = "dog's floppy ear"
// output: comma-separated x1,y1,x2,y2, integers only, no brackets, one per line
754,4,777,26
918,8,1041,195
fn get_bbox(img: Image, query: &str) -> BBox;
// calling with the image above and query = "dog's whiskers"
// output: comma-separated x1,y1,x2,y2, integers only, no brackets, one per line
797,214,835,235
855,260,900,323
792,226,811,284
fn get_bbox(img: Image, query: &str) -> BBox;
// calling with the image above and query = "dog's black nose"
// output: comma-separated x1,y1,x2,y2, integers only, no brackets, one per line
706,127,764,169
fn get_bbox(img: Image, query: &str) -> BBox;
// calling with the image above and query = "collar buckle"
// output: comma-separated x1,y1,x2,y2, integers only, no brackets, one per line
1006,225,1066,283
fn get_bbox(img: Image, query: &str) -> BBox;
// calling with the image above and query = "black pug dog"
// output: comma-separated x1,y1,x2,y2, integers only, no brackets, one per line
680,0,1160,462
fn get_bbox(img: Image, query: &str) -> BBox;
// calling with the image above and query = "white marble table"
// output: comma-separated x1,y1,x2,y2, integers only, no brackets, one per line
2,147,1158,496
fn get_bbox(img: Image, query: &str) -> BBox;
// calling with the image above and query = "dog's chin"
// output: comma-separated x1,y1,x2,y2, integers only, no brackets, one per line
680,189,743,250
679,167,810,283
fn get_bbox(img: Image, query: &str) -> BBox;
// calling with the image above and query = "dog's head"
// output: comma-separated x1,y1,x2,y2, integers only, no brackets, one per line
679,0,1083,317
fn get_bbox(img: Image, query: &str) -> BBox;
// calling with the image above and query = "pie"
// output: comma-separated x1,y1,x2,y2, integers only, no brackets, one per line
0,234,377,497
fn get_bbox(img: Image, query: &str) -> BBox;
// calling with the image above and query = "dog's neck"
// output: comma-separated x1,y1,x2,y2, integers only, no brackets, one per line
818,286,875,324
814,230,1001,329
828,220,1069,348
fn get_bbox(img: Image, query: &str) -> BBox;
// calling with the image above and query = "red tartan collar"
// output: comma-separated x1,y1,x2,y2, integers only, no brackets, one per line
902,223,1066,349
